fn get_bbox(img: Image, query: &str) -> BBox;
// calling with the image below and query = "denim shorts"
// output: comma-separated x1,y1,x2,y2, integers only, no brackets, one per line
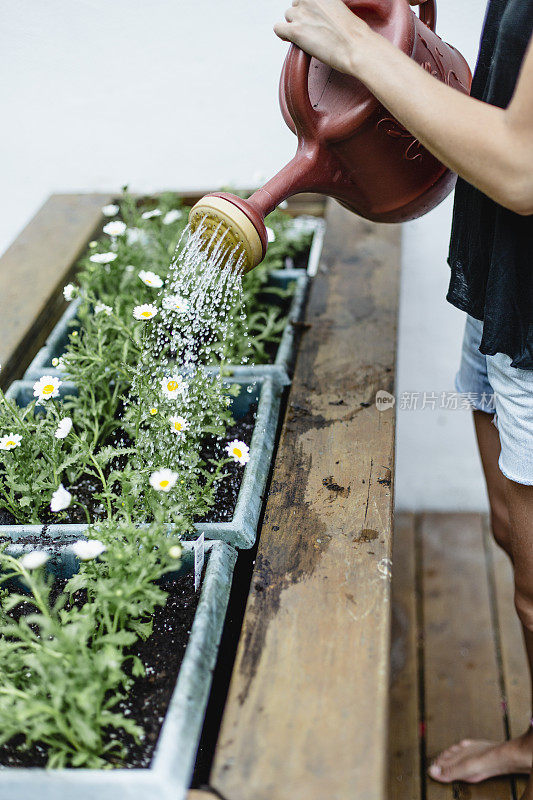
456,315,533,485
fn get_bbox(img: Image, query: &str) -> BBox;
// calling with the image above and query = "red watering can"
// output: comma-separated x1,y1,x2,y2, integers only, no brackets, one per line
190,0,472,272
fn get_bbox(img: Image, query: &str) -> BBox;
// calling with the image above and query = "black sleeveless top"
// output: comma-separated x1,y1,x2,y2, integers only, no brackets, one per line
446,0,533,368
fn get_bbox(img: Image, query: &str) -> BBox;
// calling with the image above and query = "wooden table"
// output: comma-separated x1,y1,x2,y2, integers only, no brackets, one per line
0,194,401,799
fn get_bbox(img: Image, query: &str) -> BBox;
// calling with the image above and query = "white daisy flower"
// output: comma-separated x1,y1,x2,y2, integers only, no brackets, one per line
169,415,188,436
51,356,65,369
33,375,61,401
168,544,182,559
149,468,178,492
94,303,112,316
133,303,158,321
225,439,250,465
266,226,276,243
19,551,49,570
71,539,106,561
161,375,187,400
139,270,164,288
0,433,22,450
102,203,119,217
162,294,190,313
163,209,183,225
63,283,77,301
50,483,72,512
142,208,162,219
126,228,150,246
103,220,127,237
54,417,72,439
89,252,118,264
287,215,317,239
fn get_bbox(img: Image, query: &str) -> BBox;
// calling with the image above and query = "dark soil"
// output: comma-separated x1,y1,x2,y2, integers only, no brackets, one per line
0,508,15,524
197,404,256,523
0,569,201,769
0,407,256,528
285,243,311,270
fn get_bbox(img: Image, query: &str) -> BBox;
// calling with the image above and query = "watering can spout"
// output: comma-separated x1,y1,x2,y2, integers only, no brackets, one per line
188,150,321,274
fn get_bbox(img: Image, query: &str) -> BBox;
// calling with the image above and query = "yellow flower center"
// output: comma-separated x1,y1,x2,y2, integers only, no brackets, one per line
6,441,15,447
160,480,169,488
233,448,242,458
167,380,179,392
150,408,158,415
43,384,54,395
174,422,182,430
141,310,152,318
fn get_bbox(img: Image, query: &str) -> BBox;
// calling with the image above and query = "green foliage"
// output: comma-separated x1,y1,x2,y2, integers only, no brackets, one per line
0,517,185,768
0,188,314,767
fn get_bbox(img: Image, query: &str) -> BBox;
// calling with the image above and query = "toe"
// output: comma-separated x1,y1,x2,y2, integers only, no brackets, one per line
438,745,462,762
429,762,455,783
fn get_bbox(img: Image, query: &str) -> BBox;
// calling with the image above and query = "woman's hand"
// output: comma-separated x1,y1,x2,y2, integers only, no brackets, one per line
274,0,373,75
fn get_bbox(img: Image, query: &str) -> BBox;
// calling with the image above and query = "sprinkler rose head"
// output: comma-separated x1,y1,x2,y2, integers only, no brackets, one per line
189,192,268,274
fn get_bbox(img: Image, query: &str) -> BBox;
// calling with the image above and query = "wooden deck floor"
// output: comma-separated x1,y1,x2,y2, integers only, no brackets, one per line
389,513,531,800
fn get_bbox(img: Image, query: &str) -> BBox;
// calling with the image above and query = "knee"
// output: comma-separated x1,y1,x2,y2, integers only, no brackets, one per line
490,499,512,555
514,587,533,632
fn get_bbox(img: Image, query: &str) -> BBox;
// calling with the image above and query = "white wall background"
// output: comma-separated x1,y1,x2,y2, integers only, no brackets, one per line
1,0,489,510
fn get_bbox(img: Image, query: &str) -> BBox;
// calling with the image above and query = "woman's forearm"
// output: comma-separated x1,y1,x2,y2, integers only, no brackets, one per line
349,28,533,214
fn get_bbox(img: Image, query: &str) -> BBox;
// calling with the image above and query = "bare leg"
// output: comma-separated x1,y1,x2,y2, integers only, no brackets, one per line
504,479,533,800
429,410,533,784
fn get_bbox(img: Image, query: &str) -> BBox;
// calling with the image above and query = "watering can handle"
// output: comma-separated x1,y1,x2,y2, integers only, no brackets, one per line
283,0,437,140
419,0,436,31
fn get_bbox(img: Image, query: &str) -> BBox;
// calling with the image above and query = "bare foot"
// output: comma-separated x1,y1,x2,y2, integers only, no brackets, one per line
428,731,533,784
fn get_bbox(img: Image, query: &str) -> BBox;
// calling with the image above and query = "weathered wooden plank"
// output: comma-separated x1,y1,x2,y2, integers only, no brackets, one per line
421,513,512,800
486,521,530,797
388,512,422,800
0,193,113,389
211,200,400,800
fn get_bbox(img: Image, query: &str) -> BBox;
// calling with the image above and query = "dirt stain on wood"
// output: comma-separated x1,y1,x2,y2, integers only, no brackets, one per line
237,444,330,706
322,476,350,499
354,528,379,543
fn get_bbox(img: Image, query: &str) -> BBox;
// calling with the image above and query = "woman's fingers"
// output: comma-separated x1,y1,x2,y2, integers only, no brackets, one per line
274,21,291,41
285,8,295,22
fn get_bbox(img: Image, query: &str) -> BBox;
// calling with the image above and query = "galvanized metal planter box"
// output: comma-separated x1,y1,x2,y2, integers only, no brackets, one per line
1,372,282,549
23,219,324,384
24,270,309,384
0,538,237,800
